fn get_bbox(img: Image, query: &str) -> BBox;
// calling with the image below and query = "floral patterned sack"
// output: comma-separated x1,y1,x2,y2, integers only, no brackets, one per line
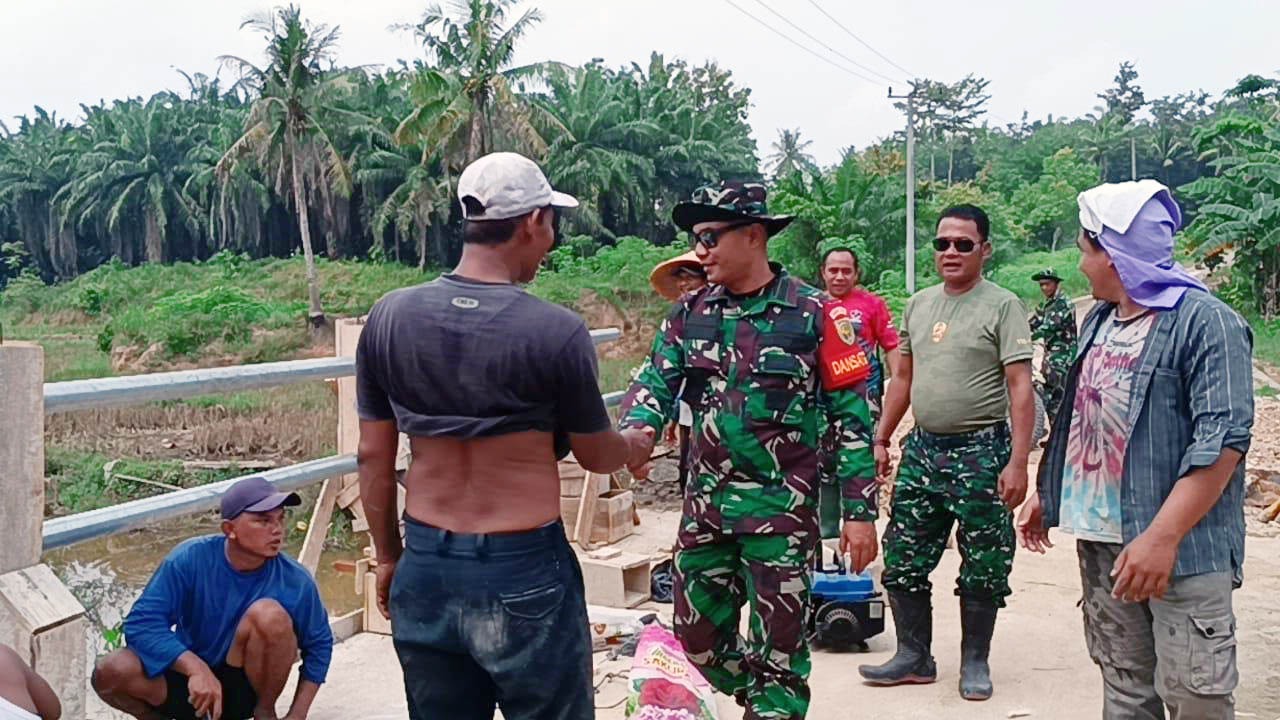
624,624,719,720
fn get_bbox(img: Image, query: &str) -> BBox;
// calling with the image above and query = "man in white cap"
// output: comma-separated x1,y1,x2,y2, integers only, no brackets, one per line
1019,180,1253,719
356,152,650,719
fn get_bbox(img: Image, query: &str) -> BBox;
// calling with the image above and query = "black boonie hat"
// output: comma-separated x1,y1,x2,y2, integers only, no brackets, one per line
672,181,794,237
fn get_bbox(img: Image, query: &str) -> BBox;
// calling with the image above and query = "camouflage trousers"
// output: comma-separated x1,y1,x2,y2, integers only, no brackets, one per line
1078,541,1237,720
882,423,1015,605
1041,354,1072,422
675,532,813,719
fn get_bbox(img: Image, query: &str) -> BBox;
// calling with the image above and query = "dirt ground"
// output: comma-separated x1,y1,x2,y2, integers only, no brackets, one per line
248,497,1280,720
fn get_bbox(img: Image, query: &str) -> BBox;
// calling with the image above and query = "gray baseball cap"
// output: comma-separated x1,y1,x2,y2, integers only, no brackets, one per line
456,152,578,220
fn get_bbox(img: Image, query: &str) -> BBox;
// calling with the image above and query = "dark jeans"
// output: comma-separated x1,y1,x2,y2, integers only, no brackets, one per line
389,516,593,720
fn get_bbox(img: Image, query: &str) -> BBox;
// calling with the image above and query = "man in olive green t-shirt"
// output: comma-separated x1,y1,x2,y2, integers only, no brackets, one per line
858,205,1035,702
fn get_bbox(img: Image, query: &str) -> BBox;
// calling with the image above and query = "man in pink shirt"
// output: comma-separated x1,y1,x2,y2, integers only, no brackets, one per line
820,243,901,413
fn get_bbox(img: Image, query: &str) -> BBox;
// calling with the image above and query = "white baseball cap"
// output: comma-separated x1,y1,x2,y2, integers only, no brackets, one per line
456,152,579,221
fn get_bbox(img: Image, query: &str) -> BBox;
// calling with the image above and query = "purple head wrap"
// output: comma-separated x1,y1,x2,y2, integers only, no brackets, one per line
1079,183,1207,309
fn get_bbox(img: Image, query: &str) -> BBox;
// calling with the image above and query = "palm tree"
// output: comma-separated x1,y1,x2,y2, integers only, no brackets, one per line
1081,107,1129,180
533,64,660,239
176,72,272,258
393,0,552,170
217,4,364,329
55,94,205,265
0,109,78,279
767,128,816,180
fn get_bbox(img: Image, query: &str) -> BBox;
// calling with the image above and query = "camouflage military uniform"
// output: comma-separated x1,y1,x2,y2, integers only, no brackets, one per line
881,424,1015,603
1029,290,1078,421
620,268,876,719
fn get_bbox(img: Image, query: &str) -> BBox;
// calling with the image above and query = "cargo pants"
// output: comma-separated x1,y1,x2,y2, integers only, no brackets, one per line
881,423,1016,604
675,532,813,719
1078,540,1238,720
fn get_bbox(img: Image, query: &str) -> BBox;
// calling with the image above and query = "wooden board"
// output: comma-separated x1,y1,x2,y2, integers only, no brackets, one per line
32,617,87,720
298,475,343,574
580,552,652,608
0,343,44,574
336,478,363,509
573,472,606,549
329,609,364,643
0,564,85,633
363,571,392,635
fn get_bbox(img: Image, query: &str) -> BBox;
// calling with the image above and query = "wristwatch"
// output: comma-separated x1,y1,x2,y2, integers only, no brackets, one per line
873,438,890,448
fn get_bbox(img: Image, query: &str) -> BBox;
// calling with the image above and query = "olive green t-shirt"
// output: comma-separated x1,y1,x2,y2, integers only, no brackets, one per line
900,280,1034,434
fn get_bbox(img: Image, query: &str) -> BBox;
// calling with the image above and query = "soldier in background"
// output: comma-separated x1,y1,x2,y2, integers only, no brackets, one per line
620,181,877,719
1028,268,1077,424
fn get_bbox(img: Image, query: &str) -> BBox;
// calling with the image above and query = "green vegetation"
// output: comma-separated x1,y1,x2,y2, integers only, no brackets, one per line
2,252,429,368
45,447,245,515
1253,317,1280,368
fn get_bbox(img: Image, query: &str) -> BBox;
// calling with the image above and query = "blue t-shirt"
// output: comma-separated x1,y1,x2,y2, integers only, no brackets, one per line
123,536,333,684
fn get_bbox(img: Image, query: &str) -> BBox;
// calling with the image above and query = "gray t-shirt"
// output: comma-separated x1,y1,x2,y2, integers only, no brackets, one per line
355,275,612,458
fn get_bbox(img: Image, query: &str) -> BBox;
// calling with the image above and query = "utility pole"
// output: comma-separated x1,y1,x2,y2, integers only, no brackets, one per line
890,84,918,294
1130,136,1137,180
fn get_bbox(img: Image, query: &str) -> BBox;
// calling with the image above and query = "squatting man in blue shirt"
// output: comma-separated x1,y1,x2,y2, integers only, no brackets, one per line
91,477,334,720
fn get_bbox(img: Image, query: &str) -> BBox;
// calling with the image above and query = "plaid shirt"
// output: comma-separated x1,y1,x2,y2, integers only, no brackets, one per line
1037,290,1254,583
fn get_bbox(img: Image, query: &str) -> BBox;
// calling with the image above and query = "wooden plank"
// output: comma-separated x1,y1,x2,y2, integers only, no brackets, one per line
32,617,87,720
334,318,366,537
335,479,363,509
580,553,652,608
328,609,364,643
574,472,605,549
0,343,44,574
0,564,84,633
363,572,392,635
298,475,342,575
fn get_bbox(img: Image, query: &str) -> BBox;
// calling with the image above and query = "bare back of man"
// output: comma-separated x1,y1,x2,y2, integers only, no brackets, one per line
403,432,561,533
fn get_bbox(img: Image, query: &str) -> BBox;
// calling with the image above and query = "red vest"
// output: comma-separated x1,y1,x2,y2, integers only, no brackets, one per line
818,301,871,390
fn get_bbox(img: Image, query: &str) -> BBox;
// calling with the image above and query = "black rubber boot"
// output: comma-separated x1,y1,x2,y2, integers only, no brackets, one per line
959,596,999,700
858,591,937,685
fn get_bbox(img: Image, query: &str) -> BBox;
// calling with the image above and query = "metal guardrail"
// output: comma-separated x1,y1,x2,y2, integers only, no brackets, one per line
43,328,621,414
45,357,353,414
43,392,626,551
42,455,358,551
41,340,627,551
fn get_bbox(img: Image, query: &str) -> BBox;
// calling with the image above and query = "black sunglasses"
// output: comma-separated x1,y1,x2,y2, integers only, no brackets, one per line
690,220,755,250
933,237,980,253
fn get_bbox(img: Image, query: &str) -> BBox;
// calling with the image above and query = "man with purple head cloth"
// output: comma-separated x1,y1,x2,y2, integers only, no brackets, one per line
1018,180,1254,719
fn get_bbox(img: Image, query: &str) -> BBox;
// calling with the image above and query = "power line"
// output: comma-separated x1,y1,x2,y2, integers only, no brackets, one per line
748,0,902,85
720,0,882,86
805,0,915,79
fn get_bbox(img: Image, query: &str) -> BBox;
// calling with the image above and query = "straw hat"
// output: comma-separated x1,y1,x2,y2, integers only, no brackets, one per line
649,251,705,301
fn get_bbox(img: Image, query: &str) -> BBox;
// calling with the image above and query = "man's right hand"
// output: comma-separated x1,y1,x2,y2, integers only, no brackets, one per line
840,520,879,574
1016,493,1054,554
375,558,398,620
186,663,223,720
620,427,656,478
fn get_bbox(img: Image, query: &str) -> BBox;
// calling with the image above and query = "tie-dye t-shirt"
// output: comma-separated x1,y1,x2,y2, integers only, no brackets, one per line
1059,312,1157,542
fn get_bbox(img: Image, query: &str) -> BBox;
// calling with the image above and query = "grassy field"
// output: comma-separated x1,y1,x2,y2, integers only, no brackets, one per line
1252,315,1280,368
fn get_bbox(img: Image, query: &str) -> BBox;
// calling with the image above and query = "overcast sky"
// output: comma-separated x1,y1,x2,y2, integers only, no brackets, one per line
2,0,1277,166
